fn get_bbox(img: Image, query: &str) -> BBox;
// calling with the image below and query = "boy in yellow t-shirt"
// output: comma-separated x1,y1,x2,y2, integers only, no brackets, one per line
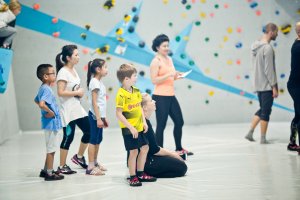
116,63,157,187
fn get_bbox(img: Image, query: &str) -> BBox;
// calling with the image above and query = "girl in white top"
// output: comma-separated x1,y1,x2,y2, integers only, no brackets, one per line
86,58,109,175
55,44,90,174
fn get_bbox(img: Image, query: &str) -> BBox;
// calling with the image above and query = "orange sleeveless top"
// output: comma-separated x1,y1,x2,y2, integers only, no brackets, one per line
153,56,176,96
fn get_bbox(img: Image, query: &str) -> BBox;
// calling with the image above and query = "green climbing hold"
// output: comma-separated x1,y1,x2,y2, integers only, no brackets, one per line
180,53,186,59
189,60,195,66
195,21,201,26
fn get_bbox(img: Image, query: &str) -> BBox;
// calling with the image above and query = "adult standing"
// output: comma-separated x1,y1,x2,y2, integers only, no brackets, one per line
56,44,90,174
287,22,300,152
150,34,193,155
245,23,279,144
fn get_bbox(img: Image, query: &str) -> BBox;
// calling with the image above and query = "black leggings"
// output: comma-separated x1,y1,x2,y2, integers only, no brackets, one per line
152,95,184,151
144,155,187,178
60,116,90,150
288,87,300,127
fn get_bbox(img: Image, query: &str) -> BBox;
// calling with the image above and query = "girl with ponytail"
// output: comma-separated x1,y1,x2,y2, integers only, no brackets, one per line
86,58,108,175
55,44,90,174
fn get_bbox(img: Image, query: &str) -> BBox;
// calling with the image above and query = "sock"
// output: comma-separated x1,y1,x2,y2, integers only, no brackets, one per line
47,169,53,176
247,129,254,136
245,130,255,141
94,160,98,166
260,135,268,143
88,162,95,170
77,154,83,159
136,171,143,177
130,175,136,180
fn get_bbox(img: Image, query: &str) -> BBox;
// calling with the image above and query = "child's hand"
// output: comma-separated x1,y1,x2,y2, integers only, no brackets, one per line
143,123,148,133
97,119,104,128
76,88,84,98
129,127,138,138
45,110,55,118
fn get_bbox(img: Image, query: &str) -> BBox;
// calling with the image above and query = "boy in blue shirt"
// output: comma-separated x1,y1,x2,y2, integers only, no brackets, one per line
34,64,64,181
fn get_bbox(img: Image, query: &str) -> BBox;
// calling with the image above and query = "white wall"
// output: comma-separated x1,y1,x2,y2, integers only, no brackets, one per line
12,0,296,131
0,72,20,143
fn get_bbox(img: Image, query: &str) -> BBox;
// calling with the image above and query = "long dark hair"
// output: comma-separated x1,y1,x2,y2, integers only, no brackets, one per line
55,44,78,73
87,58,106,88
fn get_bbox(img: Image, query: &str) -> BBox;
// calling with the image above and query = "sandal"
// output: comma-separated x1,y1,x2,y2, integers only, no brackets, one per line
86,167,105,176
95,162,107,171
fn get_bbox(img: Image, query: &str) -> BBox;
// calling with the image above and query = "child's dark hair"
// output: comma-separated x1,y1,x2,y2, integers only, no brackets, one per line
151,34,169,52
116,63,137,83
87,58,106,88
36,64,53,82
55,44,77,73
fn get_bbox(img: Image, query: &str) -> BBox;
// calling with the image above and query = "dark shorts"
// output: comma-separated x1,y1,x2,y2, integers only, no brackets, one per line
122,129,148,151
255,91,274,121
88,111,104,145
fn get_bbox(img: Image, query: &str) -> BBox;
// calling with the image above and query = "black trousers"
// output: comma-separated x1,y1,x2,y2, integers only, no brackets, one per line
152,95,184,150
288,87,300,127
144,155,187,178
60,116,90,150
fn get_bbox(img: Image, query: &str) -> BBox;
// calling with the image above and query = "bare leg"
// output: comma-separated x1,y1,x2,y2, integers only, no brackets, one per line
128,149,138,176
245,115,260,141
94,144,99,162
250,115,261,130
77,142,88,157
137,145,149,172
46,152,55,170
60,149,68,166
88,144,95,170
260,120,269,144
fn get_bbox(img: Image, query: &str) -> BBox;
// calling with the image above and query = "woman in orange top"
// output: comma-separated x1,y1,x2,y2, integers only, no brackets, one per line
150,34,193,156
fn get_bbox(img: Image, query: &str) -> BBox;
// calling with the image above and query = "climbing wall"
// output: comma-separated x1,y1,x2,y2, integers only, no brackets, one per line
11,0,299,130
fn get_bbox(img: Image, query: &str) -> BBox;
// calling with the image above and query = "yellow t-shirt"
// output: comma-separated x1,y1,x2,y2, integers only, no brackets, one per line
116,86,143,133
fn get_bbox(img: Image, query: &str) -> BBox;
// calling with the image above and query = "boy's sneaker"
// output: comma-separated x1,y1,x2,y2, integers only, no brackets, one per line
39,169,61,178
287,143,300,151
57,164,77,175
177,148,194,156
71,154,88,169
44,172,64,181
138,172,157,182
39,169,47,178
129,176,142,187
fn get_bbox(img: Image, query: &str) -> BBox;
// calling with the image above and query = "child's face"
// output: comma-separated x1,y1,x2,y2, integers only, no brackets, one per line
44,67,56,84
125,73,137,86
12,8,21,16
99,64,108,77
67,49,80,65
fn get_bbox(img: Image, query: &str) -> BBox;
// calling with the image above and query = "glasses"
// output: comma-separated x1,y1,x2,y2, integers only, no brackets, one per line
46,73,56,76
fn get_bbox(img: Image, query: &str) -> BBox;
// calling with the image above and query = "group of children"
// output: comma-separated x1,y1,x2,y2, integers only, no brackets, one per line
0,0,21,49
35,44,156,186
